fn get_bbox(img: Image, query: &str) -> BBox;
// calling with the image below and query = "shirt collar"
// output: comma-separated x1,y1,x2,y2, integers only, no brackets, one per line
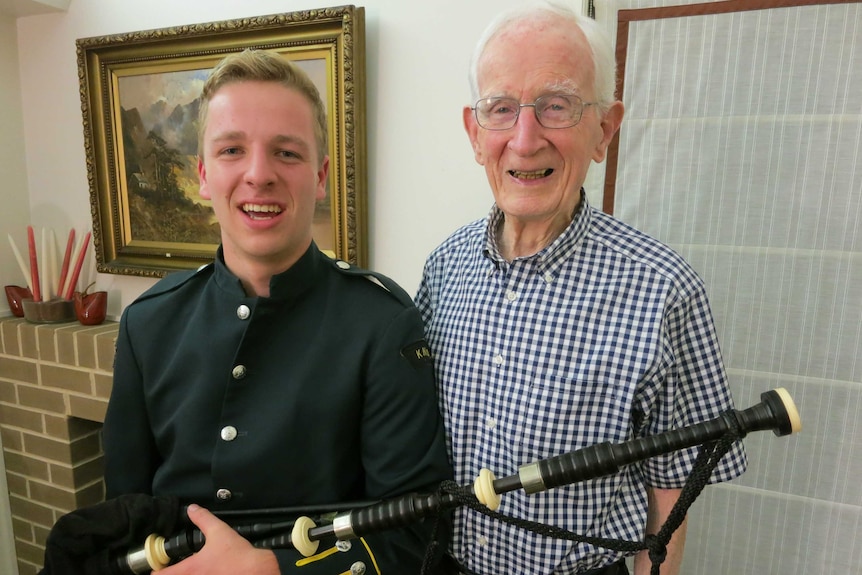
483,188,592,270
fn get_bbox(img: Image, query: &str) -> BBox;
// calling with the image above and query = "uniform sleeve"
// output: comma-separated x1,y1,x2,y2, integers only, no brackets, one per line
272,304,452,574
102,307,161,498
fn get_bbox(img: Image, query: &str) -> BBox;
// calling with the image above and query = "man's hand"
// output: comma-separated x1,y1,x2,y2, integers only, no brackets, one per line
159,504,280,575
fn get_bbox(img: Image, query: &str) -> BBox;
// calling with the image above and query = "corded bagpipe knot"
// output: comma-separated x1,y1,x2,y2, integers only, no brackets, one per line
644,533,667,565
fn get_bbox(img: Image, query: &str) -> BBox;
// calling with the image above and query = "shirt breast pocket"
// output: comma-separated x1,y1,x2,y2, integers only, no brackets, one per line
517,374,633,463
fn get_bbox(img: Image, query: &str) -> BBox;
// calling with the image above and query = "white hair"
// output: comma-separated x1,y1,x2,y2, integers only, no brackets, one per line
467,1,616,110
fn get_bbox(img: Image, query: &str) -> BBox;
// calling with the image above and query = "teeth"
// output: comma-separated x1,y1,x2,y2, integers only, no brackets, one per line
242,204,283,219
509,169,552,180
242,203,283,213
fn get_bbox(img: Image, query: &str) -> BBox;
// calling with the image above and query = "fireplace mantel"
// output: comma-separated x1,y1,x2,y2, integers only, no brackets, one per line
0,316,117,575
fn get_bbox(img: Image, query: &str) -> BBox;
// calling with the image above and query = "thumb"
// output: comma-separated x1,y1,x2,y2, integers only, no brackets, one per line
185,503,224,535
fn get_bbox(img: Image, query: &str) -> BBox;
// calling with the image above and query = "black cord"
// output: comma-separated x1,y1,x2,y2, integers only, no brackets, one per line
421,421,743,575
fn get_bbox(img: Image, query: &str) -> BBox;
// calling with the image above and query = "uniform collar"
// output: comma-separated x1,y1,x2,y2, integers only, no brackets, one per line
482,189,592,269
212,242,323,301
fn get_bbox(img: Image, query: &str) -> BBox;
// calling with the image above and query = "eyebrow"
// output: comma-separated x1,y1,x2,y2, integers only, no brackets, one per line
209,131,312,152
480,80,584,101
545,79,582,95
271,134,312,152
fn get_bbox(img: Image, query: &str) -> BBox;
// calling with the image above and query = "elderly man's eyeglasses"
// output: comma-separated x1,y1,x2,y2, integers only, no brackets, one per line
472,94,598,130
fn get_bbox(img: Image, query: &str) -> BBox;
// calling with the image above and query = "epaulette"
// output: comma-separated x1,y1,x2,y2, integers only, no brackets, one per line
130,262,214,305
326,257,415,308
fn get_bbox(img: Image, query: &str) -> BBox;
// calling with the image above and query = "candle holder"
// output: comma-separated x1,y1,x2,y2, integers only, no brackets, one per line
4,285,33,318
22,298,76,324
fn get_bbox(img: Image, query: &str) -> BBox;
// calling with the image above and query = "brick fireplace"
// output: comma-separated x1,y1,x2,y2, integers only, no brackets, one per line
0,316,118,575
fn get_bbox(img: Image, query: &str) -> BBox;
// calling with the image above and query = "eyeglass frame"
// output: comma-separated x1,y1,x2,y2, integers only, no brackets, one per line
470,94,600,130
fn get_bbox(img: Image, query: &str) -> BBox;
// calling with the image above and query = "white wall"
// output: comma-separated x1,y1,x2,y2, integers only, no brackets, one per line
7,0,552,319
1,9,27,574
1,10,32,303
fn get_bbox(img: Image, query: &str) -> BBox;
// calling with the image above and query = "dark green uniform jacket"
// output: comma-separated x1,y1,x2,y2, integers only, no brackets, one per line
103,243,452,574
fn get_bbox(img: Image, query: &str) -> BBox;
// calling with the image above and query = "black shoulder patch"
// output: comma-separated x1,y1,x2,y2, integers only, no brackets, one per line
401,340,433,369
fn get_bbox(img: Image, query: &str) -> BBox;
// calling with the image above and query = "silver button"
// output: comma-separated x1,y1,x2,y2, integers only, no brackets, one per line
336,540,352,552
336,260,350,269
216,489,232,501
232,365,247,379
220,426,238,441
350,561,366,575
236,305,251,320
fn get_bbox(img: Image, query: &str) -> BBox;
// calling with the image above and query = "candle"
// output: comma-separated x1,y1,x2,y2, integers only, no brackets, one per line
7,234,33,292
27,226,42,302
46,228,58,300
64,231,91,300
57,228,75,298
41,228,49,300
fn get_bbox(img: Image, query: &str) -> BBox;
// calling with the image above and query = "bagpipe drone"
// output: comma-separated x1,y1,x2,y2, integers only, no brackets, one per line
40,388,802,575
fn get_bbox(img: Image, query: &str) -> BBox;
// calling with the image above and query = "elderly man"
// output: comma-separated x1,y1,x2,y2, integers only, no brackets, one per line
416,4,747,575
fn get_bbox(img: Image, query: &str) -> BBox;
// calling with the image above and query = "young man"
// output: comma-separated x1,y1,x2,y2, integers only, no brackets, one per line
416,5,747,575
103,49,452,575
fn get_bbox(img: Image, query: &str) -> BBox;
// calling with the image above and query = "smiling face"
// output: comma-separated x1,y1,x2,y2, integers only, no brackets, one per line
198,80,328,282
464,17,623,232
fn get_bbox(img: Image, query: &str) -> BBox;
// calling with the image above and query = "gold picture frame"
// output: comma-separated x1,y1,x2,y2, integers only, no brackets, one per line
76,5,367,277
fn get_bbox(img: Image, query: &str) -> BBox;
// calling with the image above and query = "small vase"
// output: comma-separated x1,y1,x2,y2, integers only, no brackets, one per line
74,290,108,325
4,285,33,318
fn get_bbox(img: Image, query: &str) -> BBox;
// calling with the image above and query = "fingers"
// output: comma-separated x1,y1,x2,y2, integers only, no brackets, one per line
184,503,225,535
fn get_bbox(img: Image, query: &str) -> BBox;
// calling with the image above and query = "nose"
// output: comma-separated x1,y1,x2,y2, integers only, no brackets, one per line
508,105,546,155
245,147,276,187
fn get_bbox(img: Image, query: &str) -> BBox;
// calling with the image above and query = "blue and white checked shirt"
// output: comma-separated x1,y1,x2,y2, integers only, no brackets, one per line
415,194,747,575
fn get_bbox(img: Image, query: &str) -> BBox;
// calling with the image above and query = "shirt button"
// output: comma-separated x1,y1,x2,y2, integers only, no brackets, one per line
485,417,496,429
493,354,504,366
336,260,350,270
232,365,247,379
216,489,232,501
477,535,488,546
220,426,238,441
505,290,517,301
543,272,554,284
236,305,250,320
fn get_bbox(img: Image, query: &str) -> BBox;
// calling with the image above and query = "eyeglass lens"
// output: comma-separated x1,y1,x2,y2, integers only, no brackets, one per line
475,95,584,129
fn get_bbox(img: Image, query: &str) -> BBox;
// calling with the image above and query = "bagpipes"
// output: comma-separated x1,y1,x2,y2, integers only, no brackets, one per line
44,388,801,575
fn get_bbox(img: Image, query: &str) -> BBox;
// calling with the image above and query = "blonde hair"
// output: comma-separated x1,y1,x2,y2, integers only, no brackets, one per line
197,49,328,164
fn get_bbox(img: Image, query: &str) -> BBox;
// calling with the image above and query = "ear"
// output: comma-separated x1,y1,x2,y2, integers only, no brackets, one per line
315,155,330,201
463,105,485,165
197,157,211,200
592,100,625,163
